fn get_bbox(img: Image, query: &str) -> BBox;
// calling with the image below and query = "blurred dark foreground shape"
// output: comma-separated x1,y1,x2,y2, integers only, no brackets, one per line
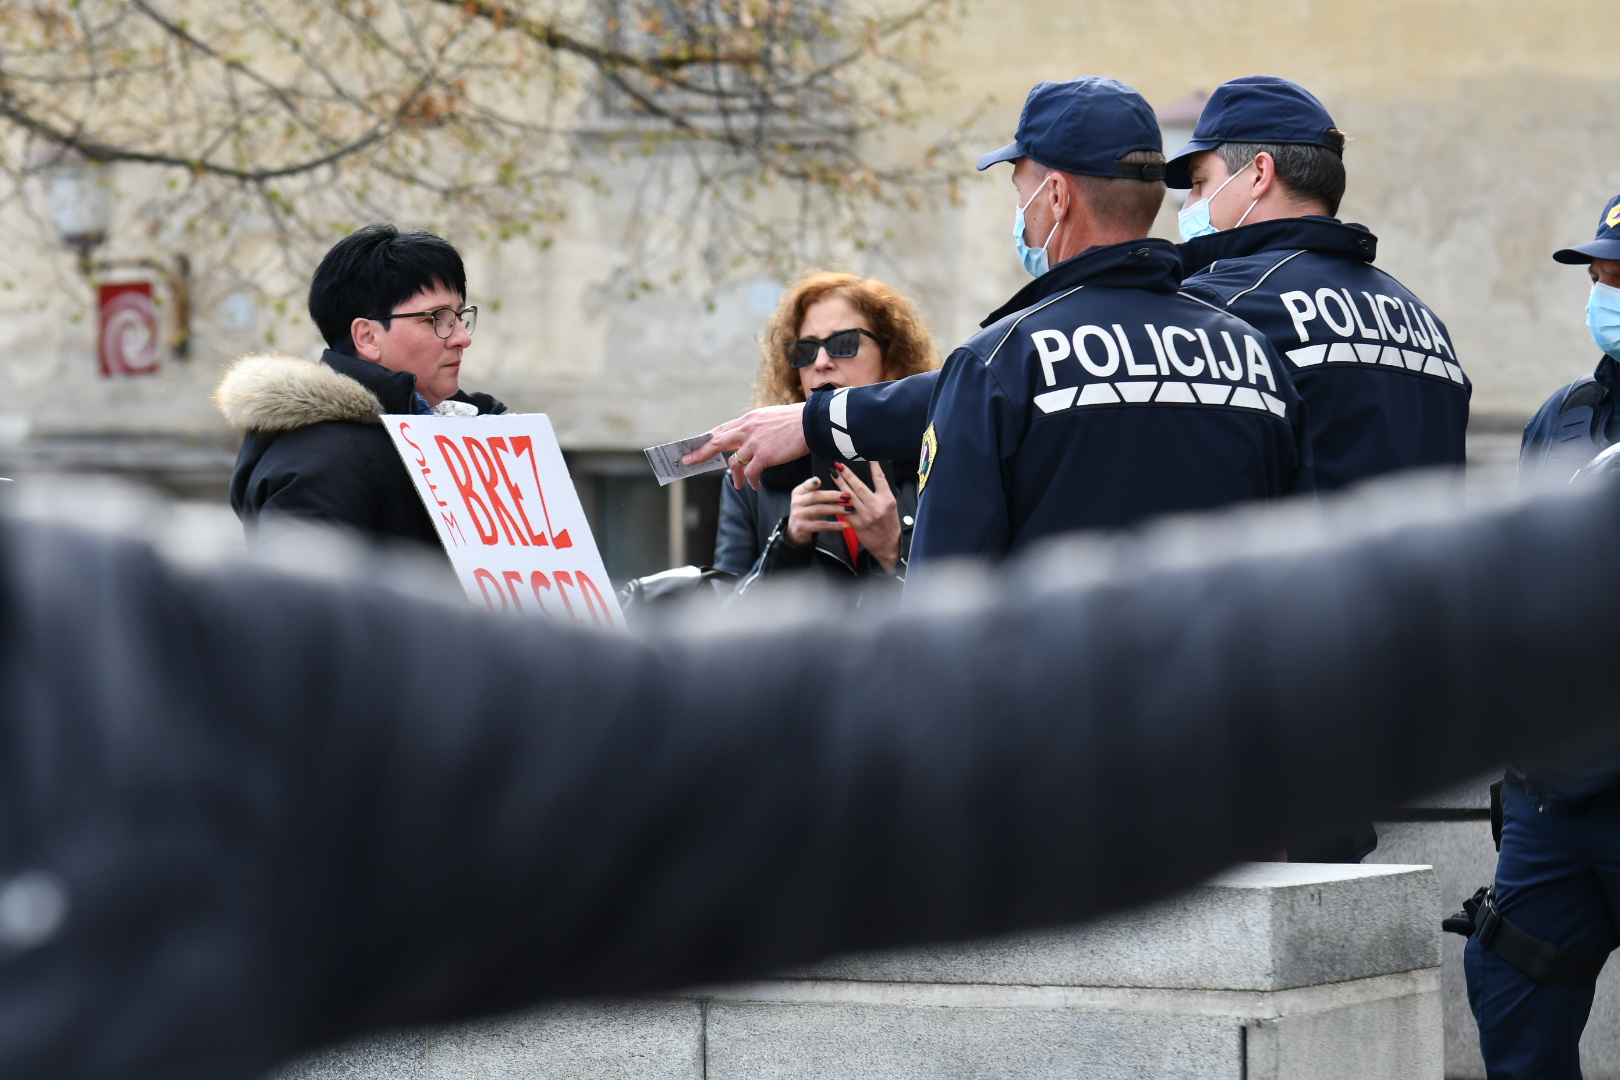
0,469,1617,1079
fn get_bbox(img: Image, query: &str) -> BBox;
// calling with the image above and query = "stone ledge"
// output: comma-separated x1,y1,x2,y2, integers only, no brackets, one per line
790,863,1440,992
269,863,1445,1080
693,966,1440,1018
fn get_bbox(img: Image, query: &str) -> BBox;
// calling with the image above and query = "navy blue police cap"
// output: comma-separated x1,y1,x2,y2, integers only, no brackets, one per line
976,77,1165,181
1164,75,1339,189
1553,195,1620,264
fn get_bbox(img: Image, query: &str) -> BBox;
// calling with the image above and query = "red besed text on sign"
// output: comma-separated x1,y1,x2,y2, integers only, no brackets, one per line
387,414,622,627
471,568,614,625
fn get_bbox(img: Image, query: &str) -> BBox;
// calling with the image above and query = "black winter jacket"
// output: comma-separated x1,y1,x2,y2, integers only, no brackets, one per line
5,474,1620,1078
714,454,918,600
218,349,506,549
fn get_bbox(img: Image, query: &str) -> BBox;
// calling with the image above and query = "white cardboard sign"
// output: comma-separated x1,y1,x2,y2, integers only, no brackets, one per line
386,414,622,627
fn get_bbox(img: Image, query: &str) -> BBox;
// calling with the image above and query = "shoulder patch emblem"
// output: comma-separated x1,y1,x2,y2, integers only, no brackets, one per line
918,423,938,494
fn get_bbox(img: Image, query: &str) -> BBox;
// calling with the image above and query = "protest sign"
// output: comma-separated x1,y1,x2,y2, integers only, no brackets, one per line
386,414,622,627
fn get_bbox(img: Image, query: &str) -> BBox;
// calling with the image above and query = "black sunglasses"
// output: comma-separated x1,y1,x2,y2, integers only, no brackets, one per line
789,327,888,369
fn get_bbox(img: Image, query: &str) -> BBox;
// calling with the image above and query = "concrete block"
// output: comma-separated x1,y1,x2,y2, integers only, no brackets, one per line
269,1030,425,1080
269,863,1444,1080
796,863,1440,991
424,1000,702,1080
1262,978,1443,1080
704,999,1241,1080
700,968,1440,1080
269,1001,701,1080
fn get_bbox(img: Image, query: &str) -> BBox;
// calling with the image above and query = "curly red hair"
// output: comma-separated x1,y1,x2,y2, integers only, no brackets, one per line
754,272,939,406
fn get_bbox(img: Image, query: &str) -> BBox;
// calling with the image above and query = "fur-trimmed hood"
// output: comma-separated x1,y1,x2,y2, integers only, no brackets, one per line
213,353,383,436
223,349,509,549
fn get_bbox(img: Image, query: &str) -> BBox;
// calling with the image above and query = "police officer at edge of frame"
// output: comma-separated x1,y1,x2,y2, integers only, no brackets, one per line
687,76,1467,505
903,77,1311,568
1462,195,1620,1080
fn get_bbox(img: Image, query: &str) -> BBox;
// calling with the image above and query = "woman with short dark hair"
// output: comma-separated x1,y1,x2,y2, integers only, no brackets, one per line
214,223,503,555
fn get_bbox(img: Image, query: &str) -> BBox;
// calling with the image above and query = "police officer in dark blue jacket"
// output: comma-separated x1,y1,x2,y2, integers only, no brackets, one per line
689,78,1463,503
1170,78,1473,863
1520,194,1620,487
1169,76,1469,491
1461,197,1620,1080
907,78,1310,568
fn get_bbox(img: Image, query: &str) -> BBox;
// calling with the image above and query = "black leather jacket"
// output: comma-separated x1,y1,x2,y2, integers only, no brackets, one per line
714,454,917,600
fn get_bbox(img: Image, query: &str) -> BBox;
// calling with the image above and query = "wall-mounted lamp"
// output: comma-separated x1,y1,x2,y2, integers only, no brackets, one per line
38,148,190,362
43,151,110,258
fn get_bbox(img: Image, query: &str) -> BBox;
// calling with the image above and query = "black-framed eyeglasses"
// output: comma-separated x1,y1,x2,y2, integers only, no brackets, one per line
381,305,478,339
789,327,887,369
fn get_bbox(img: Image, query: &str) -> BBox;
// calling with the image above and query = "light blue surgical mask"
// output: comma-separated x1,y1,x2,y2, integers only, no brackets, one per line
1587,280,1620,358
1176,158,1260,242
1013,173,1060,278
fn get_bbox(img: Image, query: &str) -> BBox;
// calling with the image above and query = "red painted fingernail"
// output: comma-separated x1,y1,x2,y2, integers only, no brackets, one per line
835,462,846,472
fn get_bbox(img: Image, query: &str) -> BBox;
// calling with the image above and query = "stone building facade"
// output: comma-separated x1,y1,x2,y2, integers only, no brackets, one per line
1,0,1614,581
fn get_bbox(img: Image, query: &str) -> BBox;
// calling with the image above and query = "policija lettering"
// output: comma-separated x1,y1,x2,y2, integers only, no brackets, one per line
1278,287,1454,358
397,425,573,550
1030,323,1278,389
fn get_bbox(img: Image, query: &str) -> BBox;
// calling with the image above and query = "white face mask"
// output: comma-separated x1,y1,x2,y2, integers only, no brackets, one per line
1014,173,1061,277
1177,158,1260,242
1588,280,1620,359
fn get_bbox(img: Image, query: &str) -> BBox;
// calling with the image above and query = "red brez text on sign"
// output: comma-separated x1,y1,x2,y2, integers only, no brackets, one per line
389,415,621,627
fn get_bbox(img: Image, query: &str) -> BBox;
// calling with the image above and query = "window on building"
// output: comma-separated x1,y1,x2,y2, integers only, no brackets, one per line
566,451,722,588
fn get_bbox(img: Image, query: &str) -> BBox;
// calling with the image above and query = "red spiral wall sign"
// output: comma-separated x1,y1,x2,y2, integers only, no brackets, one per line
98,282,161,377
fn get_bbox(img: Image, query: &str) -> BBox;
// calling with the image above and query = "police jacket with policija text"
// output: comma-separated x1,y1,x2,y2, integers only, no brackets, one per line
804,220,1468,496
1180,218,1469,491
909,238,1312,565
11,468,1620,1079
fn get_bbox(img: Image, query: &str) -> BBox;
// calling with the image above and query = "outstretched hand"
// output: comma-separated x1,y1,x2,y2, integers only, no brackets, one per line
681,403,809,490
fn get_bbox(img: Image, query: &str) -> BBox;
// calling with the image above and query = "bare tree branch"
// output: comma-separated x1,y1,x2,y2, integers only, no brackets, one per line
0,0,968,302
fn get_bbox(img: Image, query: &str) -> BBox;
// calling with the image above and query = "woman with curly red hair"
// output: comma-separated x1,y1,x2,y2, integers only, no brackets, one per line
715,272,939,601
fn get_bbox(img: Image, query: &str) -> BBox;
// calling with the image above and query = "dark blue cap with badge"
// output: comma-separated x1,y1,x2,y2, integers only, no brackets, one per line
976,77,1165,181
1553,195,1620,264
1164,75,1339,189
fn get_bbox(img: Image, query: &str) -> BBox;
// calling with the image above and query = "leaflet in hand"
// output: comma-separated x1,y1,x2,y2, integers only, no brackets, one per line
644,434,729,486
